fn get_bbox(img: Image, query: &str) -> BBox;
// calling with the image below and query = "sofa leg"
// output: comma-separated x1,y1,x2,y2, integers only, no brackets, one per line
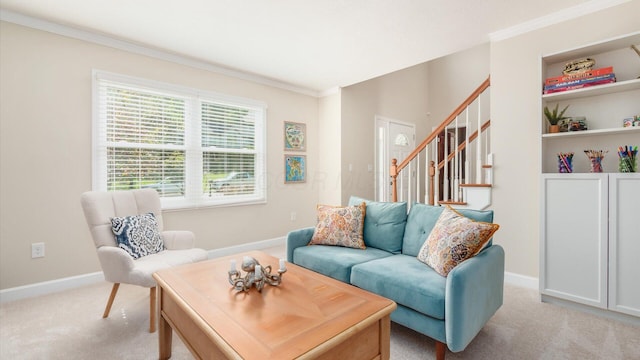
435,341,446,360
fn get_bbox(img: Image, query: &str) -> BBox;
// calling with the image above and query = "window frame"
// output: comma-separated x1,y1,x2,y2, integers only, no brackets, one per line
92,70,267,210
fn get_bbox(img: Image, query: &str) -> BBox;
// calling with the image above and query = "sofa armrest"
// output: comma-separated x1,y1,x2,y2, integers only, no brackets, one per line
162,230,196,250
286,227,315,262
96,246,135,284
445,244,505,352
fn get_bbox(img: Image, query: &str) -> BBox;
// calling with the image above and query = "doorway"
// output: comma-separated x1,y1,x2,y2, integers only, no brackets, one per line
375,116,416,202
437,127,467,202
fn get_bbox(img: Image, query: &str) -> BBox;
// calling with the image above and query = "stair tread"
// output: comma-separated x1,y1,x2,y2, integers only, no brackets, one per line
439,201,468,205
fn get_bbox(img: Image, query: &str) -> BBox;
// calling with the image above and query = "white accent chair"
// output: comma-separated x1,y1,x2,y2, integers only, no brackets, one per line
80,189,208,332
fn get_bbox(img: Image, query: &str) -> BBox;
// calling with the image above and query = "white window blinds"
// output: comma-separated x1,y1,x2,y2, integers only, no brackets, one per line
93,71,266,209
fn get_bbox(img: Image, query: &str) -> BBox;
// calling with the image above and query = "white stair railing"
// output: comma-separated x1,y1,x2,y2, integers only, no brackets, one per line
391,77,491,208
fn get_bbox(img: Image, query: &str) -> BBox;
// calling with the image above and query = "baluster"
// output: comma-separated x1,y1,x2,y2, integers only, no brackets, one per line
416,152,421,206
443,128,449,201
476,99,482,184
425,145,431,204
428,160,435,206
453,116,459,202
465,106,470,189
434,136,440,204
399,162,404,202
407,161,412,204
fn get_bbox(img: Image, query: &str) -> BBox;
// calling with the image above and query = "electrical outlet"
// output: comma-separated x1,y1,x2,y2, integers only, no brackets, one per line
290,212,297,221
32,242,45,258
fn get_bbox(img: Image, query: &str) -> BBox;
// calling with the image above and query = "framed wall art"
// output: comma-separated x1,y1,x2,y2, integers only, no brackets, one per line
285,155,306,183
284,121,306,151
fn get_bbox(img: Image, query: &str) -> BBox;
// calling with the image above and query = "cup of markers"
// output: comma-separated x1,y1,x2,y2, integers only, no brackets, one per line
618,145,638,173
557,152,573,173
585,149,607,173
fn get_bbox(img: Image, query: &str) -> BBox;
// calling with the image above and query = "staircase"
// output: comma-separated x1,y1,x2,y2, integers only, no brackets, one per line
390,77,492,210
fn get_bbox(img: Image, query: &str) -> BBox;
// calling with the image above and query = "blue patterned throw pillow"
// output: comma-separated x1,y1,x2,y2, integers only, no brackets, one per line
111,213,164,259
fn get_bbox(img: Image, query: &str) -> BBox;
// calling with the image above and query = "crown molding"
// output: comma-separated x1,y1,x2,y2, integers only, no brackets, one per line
319,86,341,98
0,9,322,98
489,0,631,42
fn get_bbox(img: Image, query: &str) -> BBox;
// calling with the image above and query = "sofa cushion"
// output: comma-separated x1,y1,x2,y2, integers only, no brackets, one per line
417,206,500,276
309,203,366,249
348,196,407,253
350,254,446,320
111,212,164,259
292,245,392,283
402,203,494,257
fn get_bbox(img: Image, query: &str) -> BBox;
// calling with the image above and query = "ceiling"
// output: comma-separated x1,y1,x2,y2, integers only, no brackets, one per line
0,0,621,94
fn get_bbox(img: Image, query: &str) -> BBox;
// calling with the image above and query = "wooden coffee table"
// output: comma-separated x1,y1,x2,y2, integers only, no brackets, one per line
153,250,396,359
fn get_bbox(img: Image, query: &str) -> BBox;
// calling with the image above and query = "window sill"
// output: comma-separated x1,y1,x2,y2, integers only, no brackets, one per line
160,196,267,211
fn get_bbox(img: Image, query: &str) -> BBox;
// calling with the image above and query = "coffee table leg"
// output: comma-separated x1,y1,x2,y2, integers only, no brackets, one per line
380,315,391,360
158,288,172,360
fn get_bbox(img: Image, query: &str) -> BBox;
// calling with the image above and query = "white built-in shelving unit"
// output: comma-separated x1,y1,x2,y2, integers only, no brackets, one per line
539,32,640,325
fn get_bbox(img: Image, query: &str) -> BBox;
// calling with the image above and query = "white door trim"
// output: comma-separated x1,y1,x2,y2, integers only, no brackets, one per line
375,115,416,202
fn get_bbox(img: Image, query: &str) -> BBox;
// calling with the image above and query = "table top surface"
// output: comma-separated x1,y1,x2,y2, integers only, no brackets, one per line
153,250,396,359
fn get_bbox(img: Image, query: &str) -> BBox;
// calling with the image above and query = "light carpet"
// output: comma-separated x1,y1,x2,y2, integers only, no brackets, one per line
1,267,639,359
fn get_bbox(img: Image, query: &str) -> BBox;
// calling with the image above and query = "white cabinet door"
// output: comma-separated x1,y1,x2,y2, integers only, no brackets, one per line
608,173,640,317
540,174,608,308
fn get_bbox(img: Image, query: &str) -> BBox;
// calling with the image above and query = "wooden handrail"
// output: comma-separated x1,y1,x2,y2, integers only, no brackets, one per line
391,76,490,203
394,76,490,174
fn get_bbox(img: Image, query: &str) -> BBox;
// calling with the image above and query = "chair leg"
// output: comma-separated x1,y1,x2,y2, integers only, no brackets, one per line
149,286,157,333
103,283,120,318
435,340,446,360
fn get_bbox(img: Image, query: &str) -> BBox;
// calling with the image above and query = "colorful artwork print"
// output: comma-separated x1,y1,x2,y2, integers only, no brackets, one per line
285,155,306,183
284,122,306,151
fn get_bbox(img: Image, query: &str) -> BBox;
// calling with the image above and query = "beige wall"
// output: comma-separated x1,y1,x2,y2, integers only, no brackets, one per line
338,44,490,207
317,91,342,204
0,22,319,289
427,43,490,125
2,1,637,290
326,0,638,281
340,63,430,204
490,1,639,279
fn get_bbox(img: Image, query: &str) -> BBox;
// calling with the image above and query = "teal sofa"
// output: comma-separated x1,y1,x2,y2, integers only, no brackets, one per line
286,196,505,358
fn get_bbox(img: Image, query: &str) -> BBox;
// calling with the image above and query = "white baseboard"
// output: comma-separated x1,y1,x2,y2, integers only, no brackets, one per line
0,271,105,304
207,236,286,259
0,237,287,304
2,236,532,303
504,271,539,290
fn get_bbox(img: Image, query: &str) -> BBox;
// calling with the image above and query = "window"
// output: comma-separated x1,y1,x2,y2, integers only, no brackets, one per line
93,71,266,209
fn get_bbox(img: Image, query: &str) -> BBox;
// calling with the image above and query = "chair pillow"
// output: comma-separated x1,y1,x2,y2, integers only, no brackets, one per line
417,206,499,276
111,212,164,259
309,203,366,249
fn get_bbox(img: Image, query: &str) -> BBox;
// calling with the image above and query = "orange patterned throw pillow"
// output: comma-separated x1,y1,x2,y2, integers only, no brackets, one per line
417,206,499,276
309,202,366,249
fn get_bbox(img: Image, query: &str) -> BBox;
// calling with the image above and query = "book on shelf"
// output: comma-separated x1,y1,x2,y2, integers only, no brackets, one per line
544,66,614,85
543,73,616,91
543,77,616,94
